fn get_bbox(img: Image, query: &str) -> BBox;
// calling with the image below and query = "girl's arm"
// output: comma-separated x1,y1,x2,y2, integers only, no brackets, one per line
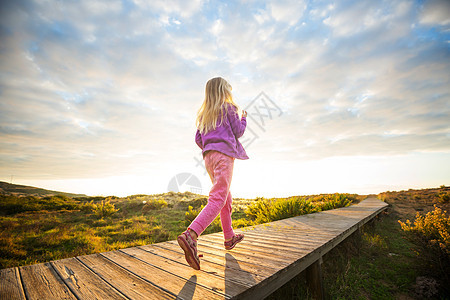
195,129,203,149
227,105,247,138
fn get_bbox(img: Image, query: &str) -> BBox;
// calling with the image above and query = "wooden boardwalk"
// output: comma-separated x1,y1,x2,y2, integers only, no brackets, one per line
1,197,388,300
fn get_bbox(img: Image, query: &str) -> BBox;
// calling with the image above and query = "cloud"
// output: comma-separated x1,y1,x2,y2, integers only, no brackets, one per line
135,0,204,19
419,0,450,26
269,0,307,26
323,1,413,38
0,0,449,193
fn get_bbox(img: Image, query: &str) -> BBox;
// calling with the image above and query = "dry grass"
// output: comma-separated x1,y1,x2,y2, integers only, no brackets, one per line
1,186,449,298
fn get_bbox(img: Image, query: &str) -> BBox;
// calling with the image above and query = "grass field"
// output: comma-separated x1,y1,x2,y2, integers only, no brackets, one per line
1,186,449,298
0,191,360,268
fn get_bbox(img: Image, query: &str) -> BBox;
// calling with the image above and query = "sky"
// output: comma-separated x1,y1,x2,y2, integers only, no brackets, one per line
0,0,449,198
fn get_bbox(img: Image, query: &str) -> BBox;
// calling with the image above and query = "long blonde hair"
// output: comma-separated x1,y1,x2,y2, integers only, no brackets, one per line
196,77,240,134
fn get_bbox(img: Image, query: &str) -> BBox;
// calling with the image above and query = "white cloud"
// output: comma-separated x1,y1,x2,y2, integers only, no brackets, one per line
0,0,449,196
269,0,307,26
254,8,271,25
419,0,450,26
210,19,224,36
82,0,123,15
134,0,204,19
323,1,413,37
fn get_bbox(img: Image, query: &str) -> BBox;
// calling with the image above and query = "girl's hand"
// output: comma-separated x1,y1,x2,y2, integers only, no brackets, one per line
242,110,247,118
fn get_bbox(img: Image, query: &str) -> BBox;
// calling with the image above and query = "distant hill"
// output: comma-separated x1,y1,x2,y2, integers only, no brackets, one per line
0,181,86,198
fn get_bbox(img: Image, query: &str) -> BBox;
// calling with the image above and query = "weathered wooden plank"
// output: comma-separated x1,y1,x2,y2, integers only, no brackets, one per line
277,217,359,229
241,228,341,244
202,234,319,259
275,212,354,223
121,246,263,290
243,228,344,245
198,235,307,258
197,233,306,258
325,206,388,217
245,221,344,233
242,219,349,234
150,243,277,279
19,263,76,300
77,253,175,299
251,224,344,237
100,250,227,300
162,239,289,275
236,228,332,246
207,230,330,248
138,243,271,280
117,247,251,297
0,267,26,300
51,257,127,299
237,228,336,244
195,239,294,266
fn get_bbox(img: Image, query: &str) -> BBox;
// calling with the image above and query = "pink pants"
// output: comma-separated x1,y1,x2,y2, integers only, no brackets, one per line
189,150,235,240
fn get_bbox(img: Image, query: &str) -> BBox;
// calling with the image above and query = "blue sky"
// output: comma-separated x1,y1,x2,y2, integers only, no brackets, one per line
0,0,449,197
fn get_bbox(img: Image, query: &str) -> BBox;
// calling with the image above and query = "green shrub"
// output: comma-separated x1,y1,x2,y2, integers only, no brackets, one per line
0,195,39,215
245,197,270,223
40,195,80,210
183,204,222,234
185,205,203,226
398,205,450,254
245,194,356,225
399,205,450,254
438,192,450,204
142,198,168,212
149,225,170,243
245,197,317,224
81,200,97,213
176,196,208,210
95,199,118,218
78,196,108,202
119,199,143,212
203,217,222,234
82,198,118,218
317,193,355,210
189,197,208,209
232,218,254,229
0,195,82,215
398,205,450,293
271,197,317,221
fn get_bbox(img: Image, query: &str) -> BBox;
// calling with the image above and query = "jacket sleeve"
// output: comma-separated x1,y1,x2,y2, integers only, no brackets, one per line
195,129,203,149
227,105,247,138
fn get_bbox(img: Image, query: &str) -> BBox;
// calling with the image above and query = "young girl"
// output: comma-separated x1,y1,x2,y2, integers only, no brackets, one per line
177,77,249,270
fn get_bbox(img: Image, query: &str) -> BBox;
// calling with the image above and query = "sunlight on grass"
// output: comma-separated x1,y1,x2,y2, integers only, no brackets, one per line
399,205,450,254
1,187,449,298
0,191,358,269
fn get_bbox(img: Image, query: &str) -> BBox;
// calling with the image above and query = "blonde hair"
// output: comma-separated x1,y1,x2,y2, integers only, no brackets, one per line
196,77,240,134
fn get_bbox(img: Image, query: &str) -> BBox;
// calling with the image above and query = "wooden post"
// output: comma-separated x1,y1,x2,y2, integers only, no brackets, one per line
306,257,324,300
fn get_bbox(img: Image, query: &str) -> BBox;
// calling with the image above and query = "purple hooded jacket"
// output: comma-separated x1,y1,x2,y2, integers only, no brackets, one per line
195,103,249,160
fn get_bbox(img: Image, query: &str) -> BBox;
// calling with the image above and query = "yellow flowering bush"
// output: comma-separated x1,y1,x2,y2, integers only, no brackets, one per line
184,205,204,226
398,205,450,254
141,198,168,212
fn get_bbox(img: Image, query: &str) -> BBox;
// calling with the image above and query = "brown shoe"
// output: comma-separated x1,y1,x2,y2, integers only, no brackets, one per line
224,233,244,250
177,230,202,270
